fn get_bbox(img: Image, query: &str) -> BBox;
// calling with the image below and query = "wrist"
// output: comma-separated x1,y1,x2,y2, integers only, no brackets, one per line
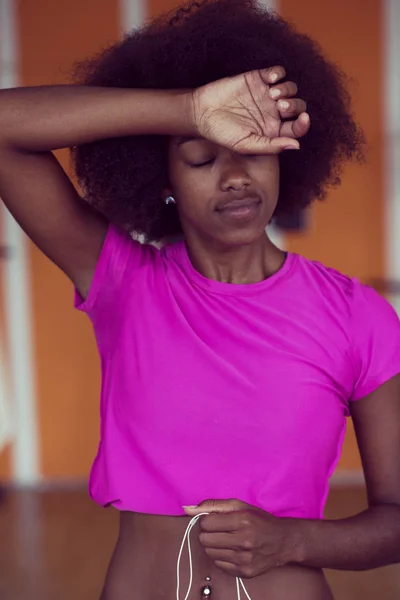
281,518,309,566
124,89,197,137
180,90,199,137
160,89,197,137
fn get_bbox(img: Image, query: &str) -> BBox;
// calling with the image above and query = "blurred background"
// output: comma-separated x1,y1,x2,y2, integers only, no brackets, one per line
0,0,399,598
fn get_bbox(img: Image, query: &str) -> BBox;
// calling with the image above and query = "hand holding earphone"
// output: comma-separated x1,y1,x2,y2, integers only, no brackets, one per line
183,498,304,579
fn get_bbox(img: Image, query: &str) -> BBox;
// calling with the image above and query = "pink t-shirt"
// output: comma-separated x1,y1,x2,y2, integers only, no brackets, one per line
75,224,400,518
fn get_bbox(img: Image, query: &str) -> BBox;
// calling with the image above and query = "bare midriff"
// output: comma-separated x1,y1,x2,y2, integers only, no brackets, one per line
100,512,334,600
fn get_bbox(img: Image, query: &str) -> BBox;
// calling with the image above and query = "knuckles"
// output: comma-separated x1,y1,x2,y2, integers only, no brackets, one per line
240,537,255,551
238,515,252,529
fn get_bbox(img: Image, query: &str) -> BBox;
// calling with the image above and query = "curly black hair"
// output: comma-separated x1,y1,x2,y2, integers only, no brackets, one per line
72,0,364,241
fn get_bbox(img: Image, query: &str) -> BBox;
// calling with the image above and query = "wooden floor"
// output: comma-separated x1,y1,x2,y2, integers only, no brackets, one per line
0,486,399,600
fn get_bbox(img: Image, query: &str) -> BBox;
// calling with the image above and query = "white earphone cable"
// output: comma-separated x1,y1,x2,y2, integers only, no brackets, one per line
177,513,253,600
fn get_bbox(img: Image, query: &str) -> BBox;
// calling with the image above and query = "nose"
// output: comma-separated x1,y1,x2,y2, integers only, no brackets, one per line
219,154,251,192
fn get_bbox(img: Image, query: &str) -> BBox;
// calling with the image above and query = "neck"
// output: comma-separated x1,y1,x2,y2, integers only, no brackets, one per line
184,233,286,285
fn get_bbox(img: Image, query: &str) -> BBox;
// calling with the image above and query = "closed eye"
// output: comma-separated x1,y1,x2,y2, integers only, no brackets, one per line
190,158,215,168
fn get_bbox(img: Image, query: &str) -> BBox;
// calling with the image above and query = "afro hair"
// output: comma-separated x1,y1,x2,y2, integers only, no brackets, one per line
72,0,364,241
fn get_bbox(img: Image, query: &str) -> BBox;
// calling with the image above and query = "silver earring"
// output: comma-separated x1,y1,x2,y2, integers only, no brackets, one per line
165,196,176,205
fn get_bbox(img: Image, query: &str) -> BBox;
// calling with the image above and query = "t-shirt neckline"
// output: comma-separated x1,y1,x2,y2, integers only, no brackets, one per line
170,240,298,296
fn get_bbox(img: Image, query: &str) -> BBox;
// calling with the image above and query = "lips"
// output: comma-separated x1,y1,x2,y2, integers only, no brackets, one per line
215,196,261,212
215,196,262,222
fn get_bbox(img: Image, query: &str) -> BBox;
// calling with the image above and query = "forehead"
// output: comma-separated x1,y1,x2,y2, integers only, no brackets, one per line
169,136,218,157
172,136,205,147
169,136,214,160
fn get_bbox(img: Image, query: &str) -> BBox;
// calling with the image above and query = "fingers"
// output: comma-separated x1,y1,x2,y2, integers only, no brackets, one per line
233,130,305,154
277,98,307,119
214,558,258,579
239,135,299,154
280,112,310,139
199,532,240,549
269,80,307,120
204,547,240,564
204,548,263,578
259,66,286,85
183,498,246,516
269,81,298,100
214,560,239,575
200,512,240,532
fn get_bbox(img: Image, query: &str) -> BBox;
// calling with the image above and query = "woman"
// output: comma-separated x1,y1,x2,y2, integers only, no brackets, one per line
0,1,399,599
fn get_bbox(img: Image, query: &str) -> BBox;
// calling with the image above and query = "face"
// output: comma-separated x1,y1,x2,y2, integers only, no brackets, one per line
167,137,280,248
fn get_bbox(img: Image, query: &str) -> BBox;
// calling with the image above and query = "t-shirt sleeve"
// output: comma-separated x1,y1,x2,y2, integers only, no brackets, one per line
74,223,156,318
350,280,400,401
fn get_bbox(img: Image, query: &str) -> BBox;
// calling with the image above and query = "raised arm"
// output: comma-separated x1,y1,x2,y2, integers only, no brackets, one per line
0,69,308,298
0,85,192,299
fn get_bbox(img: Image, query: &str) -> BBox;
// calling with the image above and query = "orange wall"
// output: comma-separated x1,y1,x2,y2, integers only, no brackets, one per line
281,0,384,280
0,447,11,480
149,0,178,14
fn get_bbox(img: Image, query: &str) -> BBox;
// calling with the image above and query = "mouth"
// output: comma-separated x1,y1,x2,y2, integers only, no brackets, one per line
215,197,262,221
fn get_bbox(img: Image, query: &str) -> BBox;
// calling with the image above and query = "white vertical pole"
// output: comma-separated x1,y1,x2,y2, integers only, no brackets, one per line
0,0,40,484
259,0,278,9
383,0,400,314
119,0,147,33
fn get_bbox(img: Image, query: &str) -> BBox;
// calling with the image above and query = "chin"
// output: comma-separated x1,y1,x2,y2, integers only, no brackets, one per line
213,224,269,249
